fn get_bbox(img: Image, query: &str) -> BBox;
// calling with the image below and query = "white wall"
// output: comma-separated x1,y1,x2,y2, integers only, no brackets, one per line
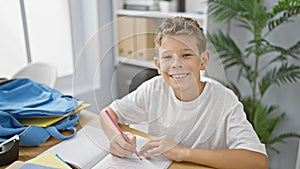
55,0,116,112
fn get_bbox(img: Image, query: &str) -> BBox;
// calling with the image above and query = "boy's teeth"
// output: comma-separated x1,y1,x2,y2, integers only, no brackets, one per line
172,74,188,79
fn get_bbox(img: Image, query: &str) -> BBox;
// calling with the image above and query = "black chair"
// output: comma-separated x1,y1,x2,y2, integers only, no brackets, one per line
128,68,158,93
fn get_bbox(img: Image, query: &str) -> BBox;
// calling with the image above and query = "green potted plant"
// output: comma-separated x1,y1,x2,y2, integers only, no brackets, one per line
207,0,300,153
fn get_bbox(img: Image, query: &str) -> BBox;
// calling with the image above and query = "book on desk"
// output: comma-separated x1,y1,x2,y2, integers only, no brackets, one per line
41,125,172,169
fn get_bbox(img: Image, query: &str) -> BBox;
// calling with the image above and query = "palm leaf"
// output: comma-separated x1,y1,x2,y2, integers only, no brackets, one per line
247,38,270,57
269,133,300,145
272,64,300,85
252,2,268,36
247,38,298,61
241,3,267,33
269,45,298,59
265,40,299,65
268,0,299,17
236,18,253,32
267,0,300,31
266,105,279,115
208,0,252,22
252,102,290,146
259,64,300,96
253,102,270,141
267,113,285,136
207,31,250,72
289,40,300,54
259,77,272,97
266,145,280,154
241,97,254,123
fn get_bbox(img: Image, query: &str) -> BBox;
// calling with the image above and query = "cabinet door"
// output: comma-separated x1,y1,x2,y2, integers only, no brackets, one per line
117,16,157,60
117,16,136,57
0,0,28,77
134,17,156,60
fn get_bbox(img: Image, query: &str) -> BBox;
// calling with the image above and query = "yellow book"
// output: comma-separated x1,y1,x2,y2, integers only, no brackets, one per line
26,152,71,169
19,103,90,127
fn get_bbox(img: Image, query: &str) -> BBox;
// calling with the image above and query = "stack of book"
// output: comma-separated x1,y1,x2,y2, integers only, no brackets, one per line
18,102,90,128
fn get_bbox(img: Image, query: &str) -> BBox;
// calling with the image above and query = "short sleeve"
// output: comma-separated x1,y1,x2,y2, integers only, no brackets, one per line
110,81,150,125
226,102,267,156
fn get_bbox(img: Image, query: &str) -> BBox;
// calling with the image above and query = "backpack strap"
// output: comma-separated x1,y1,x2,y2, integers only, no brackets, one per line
46,126,77,140
45,113,79,140
20,126,50,146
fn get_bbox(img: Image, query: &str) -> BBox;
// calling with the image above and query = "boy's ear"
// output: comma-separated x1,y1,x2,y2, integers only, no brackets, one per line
154,57,161,74
200,50,210,70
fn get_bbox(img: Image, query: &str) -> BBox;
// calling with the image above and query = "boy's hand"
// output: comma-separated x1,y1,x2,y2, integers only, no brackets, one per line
109,132,137,158
139,135,189,162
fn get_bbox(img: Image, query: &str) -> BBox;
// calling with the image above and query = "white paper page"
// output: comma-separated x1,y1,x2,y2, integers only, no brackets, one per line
43,125,110,169
91,135,172,169
43,125,172,169
92,154,172,169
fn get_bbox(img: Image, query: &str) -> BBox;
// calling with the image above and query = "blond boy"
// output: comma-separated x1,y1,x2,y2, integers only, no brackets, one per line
100,16,268,169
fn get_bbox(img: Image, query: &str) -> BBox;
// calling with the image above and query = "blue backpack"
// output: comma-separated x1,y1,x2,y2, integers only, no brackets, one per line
0,78,79,146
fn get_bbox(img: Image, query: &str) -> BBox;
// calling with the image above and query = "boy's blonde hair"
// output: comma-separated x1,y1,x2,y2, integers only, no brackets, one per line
154,16,206,56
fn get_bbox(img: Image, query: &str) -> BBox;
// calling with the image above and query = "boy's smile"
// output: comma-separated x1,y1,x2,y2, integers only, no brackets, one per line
169,73,189,80
154,35,209,101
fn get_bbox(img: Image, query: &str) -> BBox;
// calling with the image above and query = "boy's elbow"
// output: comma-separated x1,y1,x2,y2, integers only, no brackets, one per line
245,151,268,169
99,107,117,124
99,109,105,119
257,154,268,169
100,107,111,117
99,108,109,125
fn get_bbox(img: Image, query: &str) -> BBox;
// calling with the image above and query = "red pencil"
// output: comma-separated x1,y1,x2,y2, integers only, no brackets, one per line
105,110,142,160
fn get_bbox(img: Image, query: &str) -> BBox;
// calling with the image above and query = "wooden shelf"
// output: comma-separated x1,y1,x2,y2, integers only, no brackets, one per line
115,56,156,69
117,9,206,20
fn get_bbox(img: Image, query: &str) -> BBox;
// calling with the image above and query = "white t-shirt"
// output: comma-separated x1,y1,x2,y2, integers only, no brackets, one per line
110,76,266,155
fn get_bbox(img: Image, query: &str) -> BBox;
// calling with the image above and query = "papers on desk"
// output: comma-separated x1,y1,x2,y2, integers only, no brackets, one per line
7,153,71,169
26,153,71,169
43,125,172,169
91,153,172,169
18,103,91,127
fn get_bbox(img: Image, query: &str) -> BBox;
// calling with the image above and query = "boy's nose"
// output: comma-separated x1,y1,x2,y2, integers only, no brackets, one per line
171,57,184,68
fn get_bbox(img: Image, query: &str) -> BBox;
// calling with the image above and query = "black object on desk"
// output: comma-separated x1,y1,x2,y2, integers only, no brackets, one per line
0,135,19,166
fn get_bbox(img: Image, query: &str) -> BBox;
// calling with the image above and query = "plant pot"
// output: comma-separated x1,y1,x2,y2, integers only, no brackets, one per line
159,1,170,13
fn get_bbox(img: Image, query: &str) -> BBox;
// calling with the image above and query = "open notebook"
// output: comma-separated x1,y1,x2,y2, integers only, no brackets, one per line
43,125,172,169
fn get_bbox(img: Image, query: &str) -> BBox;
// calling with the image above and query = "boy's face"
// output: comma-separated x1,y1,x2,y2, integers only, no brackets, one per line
155,35,208,92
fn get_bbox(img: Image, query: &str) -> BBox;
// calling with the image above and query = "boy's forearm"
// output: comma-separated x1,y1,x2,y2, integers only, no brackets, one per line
182,148,268,169
100,107,120,140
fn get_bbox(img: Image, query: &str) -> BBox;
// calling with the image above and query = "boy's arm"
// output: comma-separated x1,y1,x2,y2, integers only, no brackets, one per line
100,107,136,157
183,148,268,169
100,107,119,139
139,136,268,169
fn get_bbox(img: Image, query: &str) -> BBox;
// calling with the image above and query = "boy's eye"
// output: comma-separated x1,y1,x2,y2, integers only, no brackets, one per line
183,54,193,58
162,55,173,59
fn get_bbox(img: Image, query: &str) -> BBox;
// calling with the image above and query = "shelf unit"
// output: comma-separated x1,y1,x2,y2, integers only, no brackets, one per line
116,9,207,31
